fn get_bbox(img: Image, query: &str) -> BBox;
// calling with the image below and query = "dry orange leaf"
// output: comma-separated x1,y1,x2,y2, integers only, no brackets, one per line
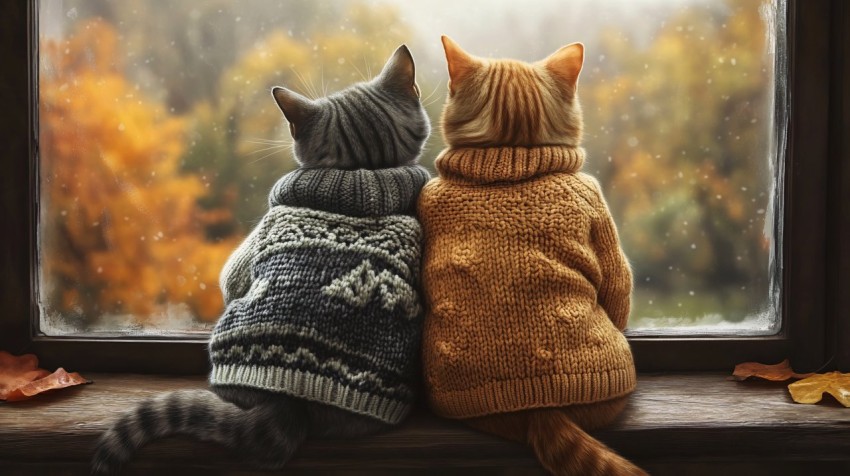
788,372,850,407
0,351,90,402
4,368,90,402
731,359,814,382
0,351,50,399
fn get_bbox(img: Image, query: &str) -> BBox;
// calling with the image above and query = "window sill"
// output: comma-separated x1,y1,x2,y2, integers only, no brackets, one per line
1,373,849,475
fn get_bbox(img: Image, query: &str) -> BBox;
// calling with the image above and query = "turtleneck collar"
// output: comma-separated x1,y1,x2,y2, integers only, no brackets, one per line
270,165,430,217
435,146,585,184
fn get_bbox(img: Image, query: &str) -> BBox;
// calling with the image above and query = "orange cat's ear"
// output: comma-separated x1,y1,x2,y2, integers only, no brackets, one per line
442,35,478,95
541,42,584,92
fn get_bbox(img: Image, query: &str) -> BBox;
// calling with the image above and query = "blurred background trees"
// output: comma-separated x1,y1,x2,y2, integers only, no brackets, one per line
38,0,780,332
581,1,777,324
39,19,236,328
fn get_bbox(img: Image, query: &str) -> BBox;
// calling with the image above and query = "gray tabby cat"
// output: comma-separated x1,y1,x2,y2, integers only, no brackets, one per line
277,46,428,169
92,45,430,473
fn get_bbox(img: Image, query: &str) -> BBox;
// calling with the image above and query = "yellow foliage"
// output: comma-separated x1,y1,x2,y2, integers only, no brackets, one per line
220,5,408,161
40,19,236,323
585,0,775,297
197,4,412,225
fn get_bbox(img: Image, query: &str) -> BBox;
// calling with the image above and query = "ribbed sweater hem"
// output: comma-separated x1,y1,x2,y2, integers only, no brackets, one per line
427,368,637,419
210,364,411,425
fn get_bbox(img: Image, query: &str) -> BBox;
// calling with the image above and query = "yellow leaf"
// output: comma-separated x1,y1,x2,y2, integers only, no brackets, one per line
788,372,850,407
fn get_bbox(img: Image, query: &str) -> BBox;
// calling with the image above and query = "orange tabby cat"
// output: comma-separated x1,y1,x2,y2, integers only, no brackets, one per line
419,36,646,476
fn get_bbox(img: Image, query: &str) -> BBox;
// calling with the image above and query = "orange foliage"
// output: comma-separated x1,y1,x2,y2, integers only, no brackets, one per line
40,19,236,323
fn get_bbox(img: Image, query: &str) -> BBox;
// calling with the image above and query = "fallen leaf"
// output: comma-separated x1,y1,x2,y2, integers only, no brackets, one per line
0,351,50,399
788,372,850,407
4,368,90,402
0,351,90,402
731,359,814,382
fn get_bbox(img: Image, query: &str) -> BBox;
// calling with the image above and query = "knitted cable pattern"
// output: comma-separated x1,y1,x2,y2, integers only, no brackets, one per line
211,166,429,424
418,146,636,419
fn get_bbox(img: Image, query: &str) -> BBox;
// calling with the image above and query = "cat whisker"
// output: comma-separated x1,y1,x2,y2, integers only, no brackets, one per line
245,144,291,155
247,147,288,165
303,68,322,99
245,138,292,145
244,142,292,148
351,61,368,83
290,67,318,99
422,96,444,108
364,55,372,80
245,142,292,148
419,80,445,106
308,74,322,99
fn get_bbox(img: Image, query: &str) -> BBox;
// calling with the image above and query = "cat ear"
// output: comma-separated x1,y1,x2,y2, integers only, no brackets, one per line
541,42,584,92
442,35,478,96
377,45,419,97
272,86,317,127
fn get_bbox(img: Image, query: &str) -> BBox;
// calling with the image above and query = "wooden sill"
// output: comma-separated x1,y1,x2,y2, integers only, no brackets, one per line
1,373,850,475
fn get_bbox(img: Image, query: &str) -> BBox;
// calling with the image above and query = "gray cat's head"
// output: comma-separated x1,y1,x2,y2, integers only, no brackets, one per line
272,45,430,170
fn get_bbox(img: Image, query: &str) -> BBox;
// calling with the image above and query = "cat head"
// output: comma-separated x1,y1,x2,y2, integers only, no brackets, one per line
272,45,430,170
439,36,584,148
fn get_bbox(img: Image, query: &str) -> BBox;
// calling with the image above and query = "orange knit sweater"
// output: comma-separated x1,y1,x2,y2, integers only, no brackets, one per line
418,146,636,419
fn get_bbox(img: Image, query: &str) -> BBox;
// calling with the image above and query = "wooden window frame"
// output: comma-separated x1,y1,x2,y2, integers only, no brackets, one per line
0,0,846,374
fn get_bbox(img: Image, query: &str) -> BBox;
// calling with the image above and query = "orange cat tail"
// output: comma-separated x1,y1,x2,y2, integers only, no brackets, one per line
527,410,646,476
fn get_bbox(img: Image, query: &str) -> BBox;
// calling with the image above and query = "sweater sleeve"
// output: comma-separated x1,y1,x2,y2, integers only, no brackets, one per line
219,221,263,305
588,182,633,331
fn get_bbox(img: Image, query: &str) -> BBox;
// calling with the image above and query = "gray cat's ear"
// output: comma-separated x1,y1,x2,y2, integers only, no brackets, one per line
272,87,317,130
540,42,584,93
377,45,419,98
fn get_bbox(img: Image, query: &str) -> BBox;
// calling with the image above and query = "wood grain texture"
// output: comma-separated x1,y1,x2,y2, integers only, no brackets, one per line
1,373,850,475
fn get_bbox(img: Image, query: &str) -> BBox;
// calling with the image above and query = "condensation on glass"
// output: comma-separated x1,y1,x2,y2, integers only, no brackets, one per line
36,0,787,337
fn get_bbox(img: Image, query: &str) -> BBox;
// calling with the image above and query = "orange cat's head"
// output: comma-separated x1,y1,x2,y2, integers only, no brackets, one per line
440,36,585,148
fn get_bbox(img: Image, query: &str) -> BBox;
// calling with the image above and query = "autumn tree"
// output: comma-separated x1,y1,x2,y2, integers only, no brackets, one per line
183,3,415,227
40,19,237,327
582,0,776,321
65,0,325,114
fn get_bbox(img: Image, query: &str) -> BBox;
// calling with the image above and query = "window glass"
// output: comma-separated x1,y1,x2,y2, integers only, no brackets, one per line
37,0,785,336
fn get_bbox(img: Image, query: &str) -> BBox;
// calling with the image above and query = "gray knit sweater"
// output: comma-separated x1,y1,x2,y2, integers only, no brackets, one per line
210,165,430,424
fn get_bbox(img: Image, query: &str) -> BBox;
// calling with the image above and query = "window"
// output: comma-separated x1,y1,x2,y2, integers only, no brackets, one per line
1,0,843,373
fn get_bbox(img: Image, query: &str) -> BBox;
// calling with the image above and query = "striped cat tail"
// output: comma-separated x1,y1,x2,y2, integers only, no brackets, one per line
91,389,307,474
527,409,646,476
